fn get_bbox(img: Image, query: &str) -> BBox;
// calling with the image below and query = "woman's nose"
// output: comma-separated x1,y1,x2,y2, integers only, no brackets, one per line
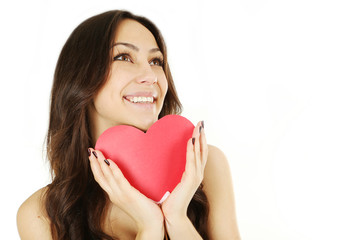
135,64,158,85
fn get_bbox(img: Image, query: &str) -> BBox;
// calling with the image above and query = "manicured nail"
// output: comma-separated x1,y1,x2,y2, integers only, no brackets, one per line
201,120,204,128
192,137,195,145
104,159,110,166
199,126,202,133
92,151,98,158
87,148,91,157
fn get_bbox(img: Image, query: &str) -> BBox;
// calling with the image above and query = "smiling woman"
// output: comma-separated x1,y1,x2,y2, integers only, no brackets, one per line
89,19,169,136
16,10,240,240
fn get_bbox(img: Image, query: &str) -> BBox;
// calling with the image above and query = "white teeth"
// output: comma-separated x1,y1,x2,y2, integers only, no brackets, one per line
127,96,154,103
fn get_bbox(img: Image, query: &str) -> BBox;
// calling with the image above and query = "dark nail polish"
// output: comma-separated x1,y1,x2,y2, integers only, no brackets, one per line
192,137,195,145
201,120,204,128
104,159,110,166
87,148,91,156
199,126,202,133
92,151,98,158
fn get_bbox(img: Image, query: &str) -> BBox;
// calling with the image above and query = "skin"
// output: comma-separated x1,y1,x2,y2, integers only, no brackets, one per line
89,19,168,139
17,19,241,239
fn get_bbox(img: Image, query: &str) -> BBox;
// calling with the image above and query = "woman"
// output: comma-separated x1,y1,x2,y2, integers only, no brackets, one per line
17,10,240,240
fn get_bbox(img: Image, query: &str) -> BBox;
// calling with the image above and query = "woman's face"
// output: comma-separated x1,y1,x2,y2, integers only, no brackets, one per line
90,19,168,139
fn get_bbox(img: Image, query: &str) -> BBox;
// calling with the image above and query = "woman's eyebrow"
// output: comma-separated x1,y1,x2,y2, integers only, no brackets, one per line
111,42,161,53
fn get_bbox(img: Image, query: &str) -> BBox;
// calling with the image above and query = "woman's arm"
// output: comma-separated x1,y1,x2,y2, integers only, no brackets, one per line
163,144,241,240
88,149,165,239
203,145,241,239
17,187,52,240
161,122,240,239
161,121,207,239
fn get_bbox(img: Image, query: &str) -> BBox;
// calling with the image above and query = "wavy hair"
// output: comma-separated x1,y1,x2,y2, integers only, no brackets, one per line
44,10,209,240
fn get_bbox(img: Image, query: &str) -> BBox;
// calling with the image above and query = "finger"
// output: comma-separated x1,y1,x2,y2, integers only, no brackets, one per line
192,121,202,138
187,122,202,173
88,148,111,192
185,137,196,175
92,150,121,191
199,125,208,170
199,121,205,153
194,122,202,171
106,158,131,189
106,158,153,203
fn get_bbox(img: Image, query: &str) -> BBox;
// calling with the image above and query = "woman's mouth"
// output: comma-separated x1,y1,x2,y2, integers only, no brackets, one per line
124,96,155,103
123,95,157,110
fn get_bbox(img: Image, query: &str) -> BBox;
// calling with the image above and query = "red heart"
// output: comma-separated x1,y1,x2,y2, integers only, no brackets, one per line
95,115,195,203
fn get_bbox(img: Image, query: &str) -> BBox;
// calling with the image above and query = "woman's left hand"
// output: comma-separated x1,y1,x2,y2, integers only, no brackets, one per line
161,121,208,222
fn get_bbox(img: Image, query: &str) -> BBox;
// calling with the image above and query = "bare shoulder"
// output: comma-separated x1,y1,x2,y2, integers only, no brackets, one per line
204,145,232,186
207,144,230,169
203,144,241,240
17,187,52,240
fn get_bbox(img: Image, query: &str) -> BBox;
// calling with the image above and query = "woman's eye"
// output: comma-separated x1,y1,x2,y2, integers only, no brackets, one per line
150,58,164,66
114,54,132,62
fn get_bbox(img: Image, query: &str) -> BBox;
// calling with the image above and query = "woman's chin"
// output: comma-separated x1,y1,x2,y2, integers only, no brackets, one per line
131,119,158,132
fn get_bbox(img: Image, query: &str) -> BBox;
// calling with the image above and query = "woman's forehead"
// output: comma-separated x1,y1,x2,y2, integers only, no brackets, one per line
114,19,159,50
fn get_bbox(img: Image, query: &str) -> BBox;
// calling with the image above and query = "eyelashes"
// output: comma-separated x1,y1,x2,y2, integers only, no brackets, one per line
113,51,164,67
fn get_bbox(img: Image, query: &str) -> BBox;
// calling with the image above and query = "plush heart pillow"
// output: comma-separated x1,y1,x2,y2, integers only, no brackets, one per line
95,114,194,203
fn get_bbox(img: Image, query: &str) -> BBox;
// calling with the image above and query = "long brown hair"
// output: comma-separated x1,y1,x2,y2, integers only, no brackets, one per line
44,10,209,240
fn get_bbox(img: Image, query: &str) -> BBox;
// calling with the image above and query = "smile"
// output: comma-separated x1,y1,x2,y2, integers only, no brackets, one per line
124,96,155,103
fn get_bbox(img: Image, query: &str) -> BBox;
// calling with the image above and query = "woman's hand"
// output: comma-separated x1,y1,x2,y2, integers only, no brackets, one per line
87,148,164,235
161,121,208,223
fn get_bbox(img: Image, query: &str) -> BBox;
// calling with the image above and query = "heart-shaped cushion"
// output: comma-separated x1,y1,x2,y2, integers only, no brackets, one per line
95,114,194,203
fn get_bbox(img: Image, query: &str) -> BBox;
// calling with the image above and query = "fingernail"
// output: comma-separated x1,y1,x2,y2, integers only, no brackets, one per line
87,148,91,157
92,151,98,158
199,126,202,133
104,159,110,166
192,137,195,145
201,120,204,128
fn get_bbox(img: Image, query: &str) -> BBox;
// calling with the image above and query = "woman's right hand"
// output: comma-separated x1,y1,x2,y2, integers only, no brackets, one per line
87,148,164,236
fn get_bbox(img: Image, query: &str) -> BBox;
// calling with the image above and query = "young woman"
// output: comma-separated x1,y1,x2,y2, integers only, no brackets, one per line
17,10,240,240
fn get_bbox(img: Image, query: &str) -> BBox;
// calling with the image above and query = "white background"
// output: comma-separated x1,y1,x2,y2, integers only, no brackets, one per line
1,0,359,239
